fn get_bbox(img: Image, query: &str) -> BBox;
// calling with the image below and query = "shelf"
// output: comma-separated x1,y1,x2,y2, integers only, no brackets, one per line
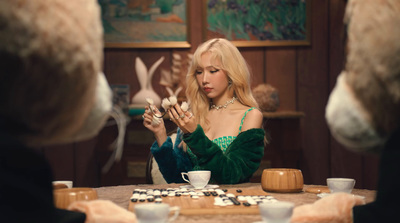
262,111,305,119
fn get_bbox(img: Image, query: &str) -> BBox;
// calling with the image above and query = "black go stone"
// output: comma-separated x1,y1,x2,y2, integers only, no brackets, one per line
242,202,251,207
229,197,241,205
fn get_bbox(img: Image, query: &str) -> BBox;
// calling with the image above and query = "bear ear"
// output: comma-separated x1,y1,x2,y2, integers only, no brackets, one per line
135,57,148,90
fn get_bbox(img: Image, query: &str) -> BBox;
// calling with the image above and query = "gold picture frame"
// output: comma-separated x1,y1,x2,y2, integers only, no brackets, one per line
203,0,311,47
99,0,191,48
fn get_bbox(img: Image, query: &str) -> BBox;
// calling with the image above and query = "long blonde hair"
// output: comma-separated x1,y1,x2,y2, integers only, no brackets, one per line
186,38,259,130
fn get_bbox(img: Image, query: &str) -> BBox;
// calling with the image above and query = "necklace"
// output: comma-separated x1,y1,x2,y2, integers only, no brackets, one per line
210,97,237,110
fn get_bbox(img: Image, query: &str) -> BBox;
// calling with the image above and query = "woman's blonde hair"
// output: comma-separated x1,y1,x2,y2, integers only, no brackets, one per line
186,38,259,130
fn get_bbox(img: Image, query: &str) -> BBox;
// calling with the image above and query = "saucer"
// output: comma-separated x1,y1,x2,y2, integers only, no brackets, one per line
180,184,219,189
317,192,365,200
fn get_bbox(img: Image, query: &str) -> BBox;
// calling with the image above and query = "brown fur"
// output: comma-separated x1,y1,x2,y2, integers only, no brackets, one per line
0,0,103,145
345,0,400,135
252,84,280,112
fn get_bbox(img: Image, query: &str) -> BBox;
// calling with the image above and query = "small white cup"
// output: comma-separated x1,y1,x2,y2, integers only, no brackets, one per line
135,203,180,223
258,201,294,223
181,170,211,189
52,181,73,188
327,178,355,193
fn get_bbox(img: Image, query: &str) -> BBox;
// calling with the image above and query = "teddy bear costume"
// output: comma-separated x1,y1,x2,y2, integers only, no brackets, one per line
291,0,400,222
0,0,136,222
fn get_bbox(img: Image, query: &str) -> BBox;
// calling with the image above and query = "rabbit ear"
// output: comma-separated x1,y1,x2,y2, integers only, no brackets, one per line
135,57,148,89
174,86,183,96
148,56,165,88
166,87,174,96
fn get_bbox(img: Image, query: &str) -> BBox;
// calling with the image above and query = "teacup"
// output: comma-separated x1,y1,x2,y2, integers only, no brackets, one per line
53,187,98,209
135,203,180,223
181,170,211,189
258,201,295,223
327,178,355,193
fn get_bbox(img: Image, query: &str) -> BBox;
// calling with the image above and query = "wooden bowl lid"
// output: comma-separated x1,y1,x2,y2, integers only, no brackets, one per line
305,186,330,194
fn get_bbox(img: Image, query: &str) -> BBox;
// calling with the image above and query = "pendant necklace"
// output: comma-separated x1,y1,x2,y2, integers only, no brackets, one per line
210,97,237,110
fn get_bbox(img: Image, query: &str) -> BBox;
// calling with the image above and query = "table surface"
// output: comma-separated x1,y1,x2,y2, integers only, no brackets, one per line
94,183,376,223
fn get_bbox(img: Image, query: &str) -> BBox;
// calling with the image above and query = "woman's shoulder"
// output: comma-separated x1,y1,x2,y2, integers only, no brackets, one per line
240,107,263,130
242,106,263,119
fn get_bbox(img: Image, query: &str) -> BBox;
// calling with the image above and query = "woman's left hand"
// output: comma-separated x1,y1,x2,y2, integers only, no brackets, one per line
168,104,197,134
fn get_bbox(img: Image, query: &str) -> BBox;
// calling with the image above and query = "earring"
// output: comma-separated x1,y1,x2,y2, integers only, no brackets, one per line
228,79,232,86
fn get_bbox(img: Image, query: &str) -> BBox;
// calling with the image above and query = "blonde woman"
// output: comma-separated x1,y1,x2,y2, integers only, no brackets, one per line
143,38,265,184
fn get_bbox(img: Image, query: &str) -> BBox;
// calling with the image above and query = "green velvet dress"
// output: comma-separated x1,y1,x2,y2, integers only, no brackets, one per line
151,108,265,184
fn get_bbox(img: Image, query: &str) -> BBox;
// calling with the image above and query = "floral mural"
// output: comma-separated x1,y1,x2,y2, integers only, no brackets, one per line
205,0,309,46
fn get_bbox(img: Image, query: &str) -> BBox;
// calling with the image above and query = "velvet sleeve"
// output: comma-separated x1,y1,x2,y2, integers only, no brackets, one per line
183,125,265,184
150,129,193,183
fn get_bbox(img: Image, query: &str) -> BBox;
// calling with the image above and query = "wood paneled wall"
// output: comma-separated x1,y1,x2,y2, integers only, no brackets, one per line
103,0,380,189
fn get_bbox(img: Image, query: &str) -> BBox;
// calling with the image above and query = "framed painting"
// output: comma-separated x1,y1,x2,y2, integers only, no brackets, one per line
99,0,190,48
203,0,311,47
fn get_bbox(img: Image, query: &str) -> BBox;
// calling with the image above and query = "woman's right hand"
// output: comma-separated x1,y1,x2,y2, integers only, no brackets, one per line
142,105,165,133
142,105,168,146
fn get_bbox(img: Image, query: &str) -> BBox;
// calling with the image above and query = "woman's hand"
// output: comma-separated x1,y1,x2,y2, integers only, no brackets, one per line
68,200,137,223
168,104,197,134
142,105,167,146
291,193,365,223
142,106,165,133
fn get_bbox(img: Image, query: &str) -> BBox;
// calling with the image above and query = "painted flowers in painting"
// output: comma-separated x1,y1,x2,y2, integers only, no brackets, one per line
207,0,307,41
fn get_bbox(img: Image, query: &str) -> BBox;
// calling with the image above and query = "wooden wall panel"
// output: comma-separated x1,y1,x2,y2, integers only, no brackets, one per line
74,139,99,187
43,144,75,181
265,49,297,111
362,155,380,190
104,50,139,99
240,49,265,88
297,0,331,185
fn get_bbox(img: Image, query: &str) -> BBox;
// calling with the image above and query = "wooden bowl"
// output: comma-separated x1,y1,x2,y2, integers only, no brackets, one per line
53,187,98,209
261,168,304,193
53,183,69,190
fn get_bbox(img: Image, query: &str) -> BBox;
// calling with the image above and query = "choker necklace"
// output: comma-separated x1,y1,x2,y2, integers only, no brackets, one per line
210,97,237,110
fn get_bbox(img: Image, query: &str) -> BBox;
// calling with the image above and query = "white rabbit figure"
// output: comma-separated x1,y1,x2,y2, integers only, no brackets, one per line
131,56,164,107
165,86,183,97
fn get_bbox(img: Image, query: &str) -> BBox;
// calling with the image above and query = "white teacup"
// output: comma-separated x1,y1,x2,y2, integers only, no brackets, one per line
135,203,180,223
258,201,295,223
52,180,73,189
327,178,355,193
181,170,211,189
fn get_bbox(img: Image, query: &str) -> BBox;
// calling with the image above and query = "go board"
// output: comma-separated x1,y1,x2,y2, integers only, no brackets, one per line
128,186,272,215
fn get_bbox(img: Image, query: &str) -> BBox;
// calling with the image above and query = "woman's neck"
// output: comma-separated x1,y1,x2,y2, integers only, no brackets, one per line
210,96,237,110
